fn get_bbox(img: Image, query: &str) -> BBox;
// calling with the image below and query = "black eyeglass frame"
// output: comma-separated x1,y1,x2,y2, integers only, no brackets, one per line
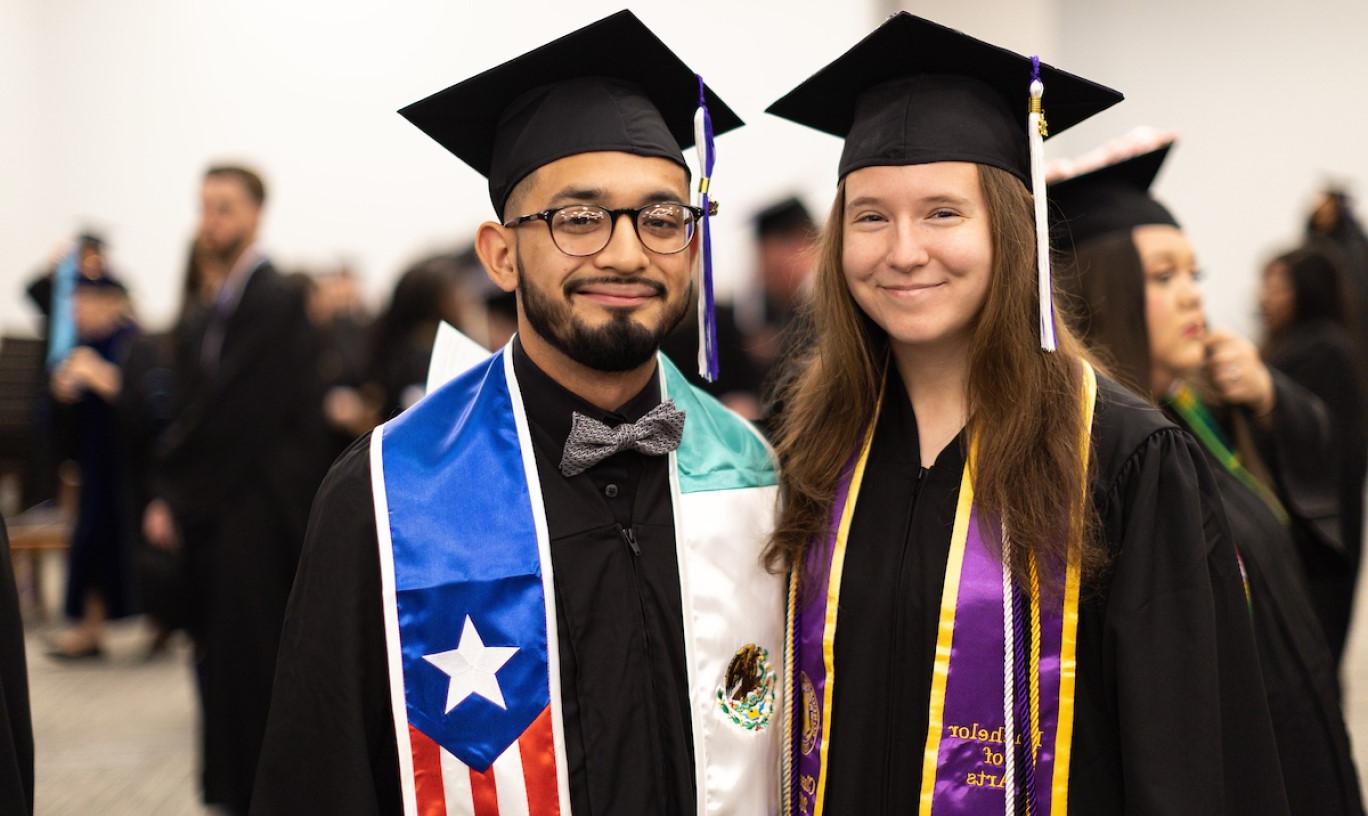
502,200,719,257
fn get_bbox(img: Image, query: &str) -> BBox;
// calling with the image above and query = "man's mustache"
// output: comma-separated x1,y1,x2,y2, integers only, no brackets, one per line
562,276,667,298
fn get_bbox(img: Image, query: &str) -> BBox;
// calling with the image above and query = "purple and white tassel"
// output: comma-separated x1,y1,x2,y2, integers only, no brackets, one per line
1029,57,1057,352
693,74,720,383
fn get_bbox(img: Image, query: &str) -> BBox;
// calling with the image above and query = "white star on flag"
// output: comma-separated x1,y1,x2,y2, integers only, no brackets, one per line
423,616,519,713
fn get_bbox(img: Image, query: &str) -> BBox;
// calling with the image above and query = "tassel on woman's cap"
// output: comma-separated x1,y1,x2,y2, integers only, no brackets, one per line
1028,56,1057,352
694,73,720,383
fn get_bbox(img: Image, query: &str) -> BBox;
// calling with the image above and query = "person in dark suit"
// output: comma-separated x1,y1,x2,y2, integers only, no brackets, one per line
143,165,327,815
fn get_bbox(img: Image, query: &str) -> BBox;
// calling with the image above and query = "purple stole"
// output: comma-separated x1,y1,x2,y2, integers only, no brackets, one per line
783,363,1097,816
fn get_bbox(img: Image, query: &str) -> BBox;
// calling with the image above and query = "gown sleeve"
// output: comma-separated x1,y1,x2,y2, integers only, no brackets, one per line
250,433,402,816
1100,427,1290,815
1249,369,1342,554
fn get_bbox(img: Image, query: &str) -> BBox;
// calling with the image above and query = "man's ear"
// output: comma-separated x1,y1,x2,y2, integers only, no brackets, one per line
475,222,518,293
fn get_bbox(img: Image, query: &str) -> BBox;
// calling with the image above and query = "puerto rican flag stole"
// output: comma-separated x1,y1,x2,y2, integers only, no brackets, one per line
371,343,784,815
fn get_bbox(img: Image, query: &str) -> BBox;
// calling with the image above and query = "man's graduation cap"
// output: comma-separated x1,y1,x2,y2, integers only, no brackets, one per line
399,9,743,217
1049,143,1179,250
767,12,1124,350
399,9,743,382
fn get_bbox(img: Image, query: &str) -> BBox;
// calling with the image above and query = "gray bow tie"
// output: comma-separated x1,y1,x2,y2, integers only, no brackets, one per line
559,401,686,477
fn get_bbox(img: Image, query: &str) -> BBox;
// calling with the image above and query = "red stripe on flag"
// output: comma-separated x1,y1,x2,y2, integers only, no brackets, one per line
518,706,561,815
470,763,500,816
408,725,448,816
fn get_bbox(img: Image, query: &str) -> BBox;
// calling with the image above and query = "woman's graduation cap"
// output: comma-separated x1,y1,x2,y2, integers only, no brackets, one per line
399,9,742,381
1048,141,1180,250
766,12,1124,350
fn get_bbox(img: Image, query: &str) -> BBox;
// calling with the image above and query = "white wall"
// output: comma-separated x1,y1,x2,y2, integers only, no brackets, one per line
0,0,879,336
0,0,46,334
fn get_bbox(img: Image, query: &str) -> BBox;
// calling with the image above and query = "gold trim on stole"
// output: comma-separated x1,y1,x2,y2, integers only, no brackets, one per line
1051,362,1097,810
811,395,882,816
917,439,979,813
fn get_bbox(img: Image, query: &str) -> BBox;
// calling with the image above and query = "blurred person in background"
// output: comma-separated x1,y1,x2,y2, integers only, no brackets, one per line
1260,246,1367,635
118,324,182,657
25,232,114,352
1307,188,1368,361
736,196,818,385
143,164,327,815
47,275,138,659
295,266,373,458
23,232,115,508
125,236,230,655
1054,140,1362,814
360,254,465,423
309,265,371,409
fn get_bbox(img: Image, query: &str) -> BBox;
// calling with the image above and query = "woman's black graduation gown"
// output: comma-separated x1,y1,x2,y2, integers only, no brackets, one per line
820,371,1291,815
1166,375,1363,815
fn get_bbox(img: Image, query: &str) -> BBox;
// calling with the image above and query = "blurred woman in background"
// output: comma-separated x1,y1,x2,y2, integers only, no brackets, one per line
1260,245,1367,630
1054,139,1363,815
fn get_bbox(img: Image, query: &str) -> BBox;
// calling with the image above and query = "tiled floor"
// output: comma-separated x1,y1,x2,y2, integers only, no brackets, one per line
26,620,202,815
22,549,1368,814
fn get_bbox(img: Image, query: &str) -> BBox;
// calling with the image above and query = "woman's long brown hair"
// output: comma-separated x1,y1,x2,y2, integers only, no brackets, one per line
766,165,1105,591
1057,231,1152,397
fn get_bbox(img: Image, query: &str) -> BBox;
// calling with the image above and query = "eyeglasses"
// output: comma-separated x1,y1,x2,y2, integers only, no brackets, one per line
503,202,713,257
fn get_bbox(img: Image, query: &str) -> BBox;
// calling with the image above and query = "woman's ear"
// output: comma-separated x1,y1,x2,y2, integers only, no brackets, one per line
476,221,518,293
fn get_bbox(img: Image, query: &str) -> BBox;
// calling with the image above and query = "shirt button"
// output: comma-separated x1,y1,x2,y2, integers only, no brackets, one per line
604,483,619,498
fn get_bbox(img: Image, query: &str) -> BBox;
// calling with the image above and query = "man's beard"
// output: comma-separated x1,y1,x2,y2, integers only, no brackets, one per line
204,234,247,266
517,253,692,372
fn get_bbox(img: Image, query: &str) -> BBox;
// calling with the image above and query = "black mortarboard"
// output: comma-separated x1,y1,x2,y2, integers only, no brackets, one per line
1049,143,1179,249
766,12,1122,184
400,10,743,216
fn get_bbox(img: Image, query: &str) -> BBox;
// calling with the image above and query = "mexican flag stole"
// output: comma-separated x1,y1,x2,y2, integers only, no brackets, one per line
371,343,786,816
783,362,1097,816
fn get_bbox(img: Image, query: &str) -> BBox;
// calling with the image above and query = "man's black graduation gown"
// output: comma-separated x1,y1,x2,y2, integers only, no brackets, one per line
1166,375,1363,815
819,370,1292,815
252,344,697,816
155,262,328,813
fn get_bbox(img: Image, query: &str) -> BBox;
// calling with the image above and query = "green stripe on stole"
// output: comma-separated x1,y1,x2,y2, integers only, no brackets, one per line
659,354,778,494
